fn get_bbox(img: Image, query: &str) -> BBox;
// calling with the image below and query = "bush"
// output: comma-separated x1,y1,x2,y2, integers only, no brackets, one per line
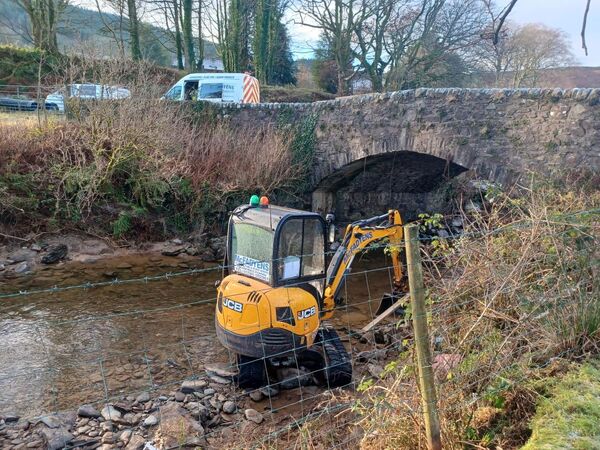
0,64,307,240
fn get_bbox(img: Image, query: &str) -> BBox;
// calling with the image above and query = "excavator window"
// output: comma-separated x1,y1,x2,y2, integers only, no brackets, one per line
276,218,325,284
230,223,274,283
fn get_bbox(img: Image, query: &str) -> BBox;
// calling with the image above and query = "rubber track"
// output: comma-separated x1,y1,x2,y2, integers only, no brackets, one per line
319,328,353,388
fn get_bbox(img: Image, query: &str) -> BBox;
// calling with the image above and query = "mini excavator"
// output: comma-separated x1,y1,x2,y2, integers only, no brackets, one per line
215,195,405,389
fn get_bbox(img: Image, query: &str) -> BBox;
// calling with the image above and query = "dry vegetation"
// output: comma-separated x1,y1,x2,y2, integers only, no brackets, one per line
0,63,311,241
264,177,600,449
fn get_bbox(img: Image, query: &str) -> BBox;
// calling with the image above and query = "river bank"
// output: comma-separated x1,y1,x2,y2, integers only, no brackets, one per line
0,232,227,287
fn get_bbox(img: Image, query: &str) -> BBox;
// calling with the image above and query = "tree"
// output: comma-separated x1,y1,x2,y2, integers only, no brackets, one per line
295,0,362,95
126,0,142,59
475,0,517,86
384,0,486,90
508,23,575,87
16,0,67,53
491,0,593,56
269,20,296,85
312,36,339,93
182,0,196,69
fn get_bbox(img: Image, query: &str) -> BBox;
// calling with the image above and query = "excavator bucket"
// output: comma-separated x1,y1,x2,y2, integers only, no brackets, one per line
375,291,406,317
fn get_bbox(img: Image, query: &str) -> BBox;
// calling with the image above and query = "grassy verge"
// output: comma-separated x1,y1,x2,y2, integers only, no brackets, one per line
0,111,64,126
523,360,600,449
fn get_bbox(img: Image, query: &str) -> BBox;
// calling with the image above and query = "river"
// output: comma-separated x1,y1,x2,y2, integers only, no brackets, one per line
0,251,395,419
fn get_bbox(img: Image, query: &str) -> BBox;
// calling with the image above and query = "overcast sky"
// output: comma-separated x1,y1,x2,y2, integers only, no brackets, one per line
289,0,600,66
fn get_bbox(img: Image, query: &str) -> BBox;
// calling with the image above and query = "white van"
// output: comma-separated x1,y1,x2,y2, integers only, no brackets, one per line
45,84,131,112
162,73,260,104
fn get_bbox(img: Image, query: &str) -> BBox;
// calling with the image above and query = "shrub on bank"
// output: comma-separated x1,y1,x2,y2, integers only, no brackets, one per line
0,95,312,240
280,179,599,449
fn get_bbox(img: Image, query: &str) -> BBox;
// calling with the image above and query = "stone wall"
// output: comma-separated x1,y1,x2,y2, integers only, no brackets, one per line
220,88,600,218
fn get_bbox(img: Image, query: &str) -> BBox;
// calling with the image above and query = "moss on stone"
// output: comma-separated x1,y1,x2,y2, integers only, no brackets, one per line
522,360,600,450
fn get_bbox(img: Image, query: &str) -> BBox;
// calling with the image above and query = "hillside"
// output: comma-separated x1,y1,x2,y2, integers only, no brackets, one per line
0,0,217,66
536,66,600,88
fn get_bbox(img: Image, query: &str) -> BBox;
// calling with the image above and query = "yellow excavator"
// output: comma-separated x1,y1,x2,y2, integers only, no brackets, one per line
215,195,405,388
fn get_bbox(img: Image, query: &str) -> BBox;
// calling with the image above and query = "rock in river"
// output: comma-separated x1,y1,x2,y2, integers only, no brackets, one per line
77,405,101,418
100,405,122,421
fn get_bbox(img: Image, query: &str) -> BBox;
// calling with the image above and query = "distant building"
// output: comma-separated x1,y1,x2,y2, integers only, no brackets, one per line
351,72,373,94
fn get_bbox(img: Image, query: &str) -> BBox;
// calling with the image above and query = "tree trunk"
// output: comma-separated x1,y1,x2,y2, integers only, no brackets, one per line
196,0,204,70
173,0,184,69
254,0,272,83
182,0,195,70
127,0,141,60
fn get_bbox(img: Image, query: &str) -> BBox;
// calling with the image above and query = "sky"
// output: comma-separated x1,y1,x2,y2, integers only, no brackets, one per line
288,0,600,66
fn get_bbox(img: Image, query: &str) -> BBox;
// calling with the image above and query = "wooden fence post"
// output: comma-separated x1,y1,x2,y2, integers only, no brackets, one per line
405,223,442,450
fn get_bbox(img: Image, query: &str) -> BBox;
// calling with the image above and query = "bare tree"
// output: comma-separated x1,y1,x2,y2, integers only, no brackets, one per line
295,0,364,94
475,0,516,86
384,0,484,90
508,23,575,87
15,0,68,53
492,0,593,56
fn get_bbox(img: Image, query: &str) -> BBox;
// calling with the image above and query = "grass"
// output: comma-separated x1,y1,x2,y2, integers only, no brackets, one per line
522,360,600,450
0,111,64,126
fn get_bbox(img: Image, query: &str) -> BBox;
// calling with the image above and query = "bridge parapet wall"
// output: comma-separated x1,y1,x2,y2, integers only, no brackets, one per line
222,88,599,189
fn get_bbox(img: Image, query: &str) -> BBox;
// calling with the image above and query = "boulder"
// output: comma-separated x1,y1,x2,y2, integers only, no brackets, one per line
39,415,61,429
100,405,122,422
154,402,204,449
244,409,263,424
180,379,208,394
40,427,74,450
7,249,36,263
222,401,236,414
13,261,30,274
135,392,150,403
204,363,237,378
124,434,145,450
77,405,101,419
143,415,159,427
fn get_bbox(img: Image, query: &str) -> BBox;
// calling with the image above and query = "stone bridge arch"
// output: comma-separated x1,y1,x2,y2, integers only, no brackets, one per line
311,151,469,220
224,88,599,219
303,88,599,219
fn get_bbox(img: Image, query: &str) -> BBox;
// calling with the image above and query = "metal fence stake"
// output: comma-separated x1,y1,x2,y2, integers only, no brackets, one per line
405,223,442,450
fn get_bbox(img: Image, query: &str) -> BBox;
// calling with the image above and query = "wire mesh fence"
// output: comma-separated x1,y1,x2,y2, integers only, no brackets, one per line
0,206,598,449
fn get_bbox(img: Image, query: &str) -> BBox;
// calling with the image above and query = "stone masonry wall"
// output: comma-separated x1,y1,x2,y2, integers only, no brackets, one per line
220,88,600,216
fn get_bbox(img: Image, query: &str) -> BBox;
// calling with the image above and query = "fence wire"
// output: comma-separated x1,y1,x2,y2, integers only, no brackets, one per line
0,207,598,449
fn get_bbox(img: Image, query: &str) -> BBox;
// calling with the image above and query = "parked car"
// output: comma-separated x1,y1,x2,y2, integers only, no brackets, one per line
162,73,260,104
0,96,38,111
45,84,131,112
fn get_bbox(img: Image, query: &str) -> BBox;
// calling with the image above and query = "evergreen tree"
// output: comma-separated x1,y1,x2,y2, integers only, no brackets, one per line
269,21,296,85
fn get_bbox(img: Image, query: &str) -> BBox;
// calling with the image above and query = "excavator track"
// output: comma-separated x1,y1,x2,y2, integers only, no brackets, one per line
315,327,353,388
235,327,352,390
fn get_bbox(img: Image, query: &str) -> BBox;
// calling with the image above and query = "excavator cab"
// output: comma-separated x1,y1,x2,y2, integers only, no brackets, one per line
216,198,327,359
215,195,405,389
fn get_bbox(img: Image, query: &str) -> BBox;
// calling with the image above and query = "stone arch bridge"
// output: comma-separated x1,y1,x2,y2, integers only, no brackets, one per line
226,88,600,220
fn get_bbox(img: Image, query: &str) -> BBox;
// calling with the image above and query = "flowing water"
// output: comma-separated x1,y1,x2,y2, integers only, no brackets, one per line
0,252,394,419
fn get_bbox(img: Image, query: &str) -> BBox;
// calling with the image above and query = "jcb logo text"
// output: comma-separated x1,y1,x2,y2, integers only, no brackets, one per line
223,298,243,313
297,306,316,319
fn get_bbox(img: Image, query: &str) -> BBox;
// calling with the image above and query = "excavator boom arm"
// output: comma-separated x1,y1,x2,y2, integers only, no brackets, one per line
321,210,404,319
